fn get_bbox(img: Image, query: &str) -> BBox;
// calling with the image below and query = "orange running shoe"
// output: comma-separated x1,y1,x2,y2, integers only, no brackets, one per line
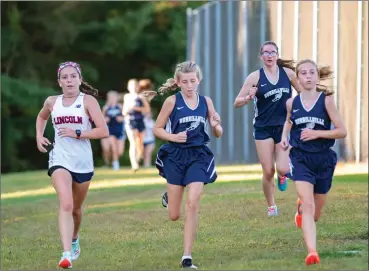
305,251,320,265
58,251,72,269
294,198,302,228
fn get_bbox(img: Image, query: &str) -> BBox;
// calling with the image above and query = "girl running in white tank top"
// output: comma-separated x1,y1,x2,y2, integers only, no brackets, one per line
49,93,94,173
36,61,108,269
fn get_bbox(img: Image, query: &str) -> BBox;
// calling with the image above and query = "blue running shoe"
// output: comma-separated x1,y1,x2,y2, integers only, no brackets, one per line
277,175,288,191
71,235,80,260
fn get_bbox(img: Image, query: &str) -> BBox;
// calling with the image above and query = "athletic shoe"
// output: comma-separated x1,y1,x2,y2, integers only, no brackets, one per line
58,251,72,269
71,236,80,261
277,175,288,191
268,205,279,216
305,251,320,265
161,192,168,208
295,198,302,228
181,258,197,269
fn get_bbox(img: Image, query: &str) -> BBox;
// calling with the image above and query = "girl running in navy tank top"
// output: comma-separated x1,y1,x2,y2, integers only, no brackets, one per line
36,62,108,269
144,61,223,269
102,90,124,170
280,59,347,265
234,41,302,217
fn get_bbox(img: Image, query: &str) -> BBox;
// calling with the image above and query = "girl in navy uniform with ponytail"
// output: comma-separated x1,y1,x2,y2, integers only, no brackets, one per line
234,41,302,217
280,59,347,265
145,61,223,269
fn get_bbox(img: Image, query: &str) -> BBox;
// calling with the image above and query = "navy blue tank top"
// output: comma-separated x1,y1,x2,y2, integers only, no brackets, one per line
166,92,210,148
289,92,335,152
106,105,123,131
129,96,144,121
253,66,292,127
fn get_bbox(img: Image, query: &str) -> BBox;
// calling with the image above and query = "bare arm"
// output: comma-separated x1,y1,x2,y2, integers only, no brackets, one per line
81,95,109,139
318,96,347,139
36,96,56,152
282,98,293,140
101,105,107,116
284,67,302,95
153,96,176,142
122,94,129,116
205,96,223,138
234,70,259,108
36,96,53,137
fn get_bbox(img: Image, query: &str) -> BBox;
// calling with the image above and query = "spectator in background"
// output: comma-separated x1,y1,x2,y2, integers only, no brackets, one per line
143,112,155,167
138,79,156,167
117,93,127,159
102,90,124,170
123,79,150,171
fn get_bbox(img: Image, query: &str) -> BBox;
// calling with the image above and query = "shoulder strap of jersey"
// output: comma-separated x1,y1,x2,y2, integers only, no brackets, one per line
317,91,326,107
175,91,183,106
255,68,263,88
54,95,63,108
291,94,300,108
279,65,289,80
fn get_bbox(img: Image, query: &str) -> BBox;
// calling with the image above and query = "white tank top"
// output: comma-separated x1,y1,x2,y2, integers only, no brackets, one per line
143,117,155,143
49,93,94,173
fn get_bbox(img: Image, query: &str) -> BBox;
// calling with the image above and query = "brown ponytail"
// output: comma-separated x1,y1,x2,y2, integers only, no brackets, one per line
276,59,296,71
80,81,99,97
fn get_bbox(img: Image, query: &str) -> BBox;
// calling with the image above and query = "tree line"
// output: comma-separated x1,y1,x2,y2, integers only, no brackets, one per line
1,1,205,173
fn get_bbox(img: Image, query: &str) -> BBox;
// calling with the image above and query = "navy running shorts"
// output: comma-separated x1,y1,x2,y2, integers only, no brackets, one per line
253,125,284,144
130,119,145,133
108,126,123,139
48,166,94,184
155,144,217,186
287,147,337,194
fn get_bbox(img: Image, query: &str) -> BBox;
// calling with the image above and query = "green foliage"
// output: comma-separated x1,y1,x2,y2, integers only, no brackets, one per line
1,75,57,172
1,1,205,173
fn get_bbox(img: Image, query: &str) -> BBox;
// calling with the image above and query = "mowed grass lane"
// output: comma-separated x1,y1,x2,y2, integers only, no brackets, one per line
1,164,368,270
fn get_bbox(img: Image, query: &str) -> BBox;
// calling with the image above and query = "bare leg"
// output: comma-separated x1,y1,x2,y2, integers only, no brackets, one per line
255,139,276,207
52,169,74,252
183,182,204,256
143,143,155,167
295,181,316,253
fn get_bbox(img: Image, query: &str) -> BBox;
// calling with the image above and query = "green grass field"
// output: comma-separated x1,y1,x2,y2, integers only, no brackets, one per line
2,165,368,270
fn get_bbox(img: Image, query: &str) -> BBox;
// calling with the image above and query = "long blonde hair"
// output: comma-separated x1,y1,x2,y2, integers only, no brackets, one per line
296,59,334,96
142,61,202,101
